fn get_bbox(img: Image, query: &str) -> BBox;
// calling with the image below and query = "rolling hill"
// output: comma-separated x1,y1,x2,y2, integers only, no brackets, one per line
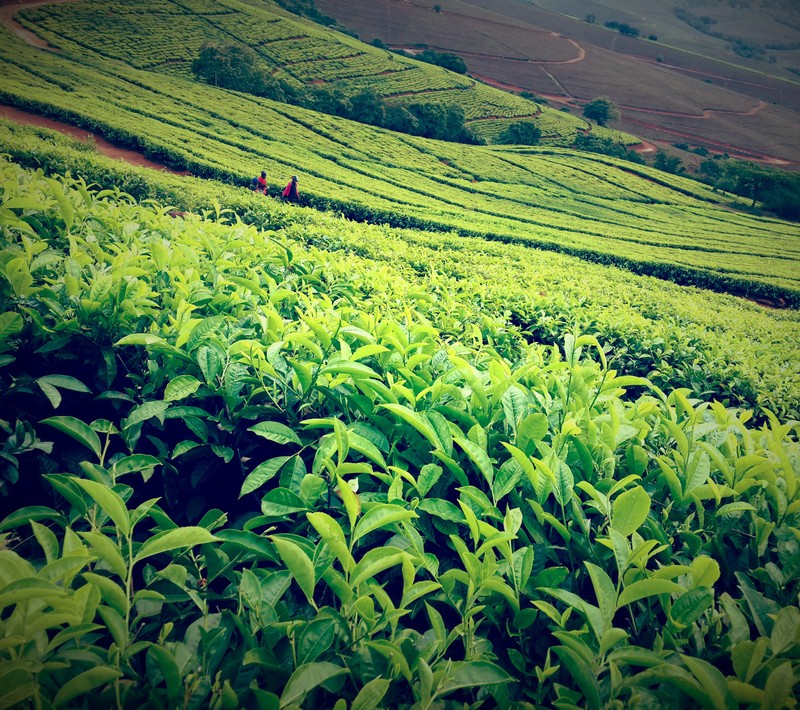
0,1,799,708
315,0,800,165
0,3,797,307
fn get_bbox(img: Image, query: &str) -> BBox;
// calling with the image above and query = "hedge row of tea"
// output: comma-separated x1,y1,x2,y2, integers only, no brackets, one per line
1,156,799,708
3,118,798,422
1,21,799,305
17,0,546,125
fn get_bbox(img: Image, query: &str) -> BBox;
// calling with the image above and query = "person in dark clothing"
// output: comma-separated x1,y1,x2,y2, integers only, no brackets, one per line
257,170,268,195
282,175,299,202
249,177,259,191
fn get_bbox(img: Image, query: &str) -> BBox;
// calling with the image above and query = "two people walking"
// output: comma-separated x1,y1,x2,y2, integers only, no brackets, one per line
250,171,300,203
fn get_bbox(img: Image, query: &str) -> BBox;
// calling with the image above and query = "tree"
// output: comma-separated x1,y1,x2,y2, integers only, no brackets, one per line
309,86,352,118
384,105,419,134
698,158,724,184
193,41,261,91
723,160,776,208
653,151,684,174
408,103,448,139
496,121,542,146
419,49,467,74
582,97,620,126
350,90,385,126
192,41,287,100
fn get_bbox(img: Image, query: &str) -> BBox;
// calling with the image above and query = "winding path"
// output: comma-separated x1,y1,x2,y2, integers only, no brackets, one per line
0,0,78,49
0,105,191,174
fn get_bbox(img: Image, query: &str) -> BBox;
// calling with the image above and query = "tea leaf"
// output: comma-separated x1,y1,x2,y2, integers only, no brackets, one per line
74,478,131,537
552,646,601,710
439,661,513,695
241,456,292,497
351,677,391,710
351,547,406,588
279,662,348,708
41,416,102,459
134,527,219,563
617,579,684,609
352,504,416,544
248,421,302,446
611,486,651,537
53,666,121,708
307,512,355,572
164,375,202,401
271,535,316,606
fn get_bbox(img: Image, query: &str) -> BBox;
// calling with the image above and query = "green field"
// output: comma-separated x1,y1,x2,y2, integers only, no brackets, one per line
0,139,799,708
15,0,578,136
0,19,798,306
0,2,799,706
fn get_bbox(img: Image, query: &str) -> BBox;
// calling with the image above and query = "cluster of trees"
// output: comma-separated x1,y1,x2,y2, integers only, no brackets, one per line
673,8,772,61
406,48,467,74
604,20,642,37
371,41,468,74
713,160,800,219
271,0,357,37
496,121,541,146
192,42,479,143
571,133,645,164
581,97,620,126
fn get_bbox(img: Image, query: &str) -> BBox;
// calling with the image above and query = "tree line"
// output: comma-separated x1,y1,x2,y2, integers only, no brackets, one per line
192,41,480,143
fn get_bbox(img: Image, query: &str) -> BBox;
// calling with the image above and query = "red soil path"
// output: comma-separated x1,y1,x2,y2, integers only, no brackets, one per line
0,105,191,174
0,0,78,49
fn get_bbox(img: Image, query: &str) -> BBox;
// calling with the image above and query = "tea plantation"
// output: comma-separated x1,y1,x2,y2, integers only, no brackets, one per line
1,23,797,305
0,122,798,708
0,0,799,706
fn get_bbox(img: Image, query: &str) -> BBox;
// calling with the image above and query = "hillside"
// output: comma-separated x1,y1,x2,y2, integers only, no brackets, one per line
0,0,799,705
9,0,615,145
0,126,799,709
0,15,798,306
315,0,800,165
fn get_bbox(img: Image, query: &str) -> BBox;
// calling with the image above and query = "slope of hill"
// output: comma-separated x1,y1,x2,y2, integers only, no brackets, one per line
0,132,798,710
3,118,799,419
12,0,608,145
0,18,798,305
315,0,800,165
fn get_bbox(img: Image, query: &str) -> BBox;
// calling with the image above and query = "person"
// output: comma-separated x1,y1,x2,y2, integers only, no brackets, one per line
249,176,259,191
257,170,268,194
282,175,299,202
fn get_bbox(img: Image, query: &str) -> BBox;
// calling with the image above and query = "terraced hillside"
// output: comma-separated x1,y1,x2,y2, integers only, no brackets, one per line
12,0,600,144
316,0,800,164
0,18,798,306
0,136,799,710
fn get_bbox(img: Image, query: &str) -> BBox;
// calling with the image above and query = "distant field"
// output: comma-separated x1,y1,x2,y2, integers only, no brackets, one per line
316,0,800,164
14,0,588,142
0,18,798,305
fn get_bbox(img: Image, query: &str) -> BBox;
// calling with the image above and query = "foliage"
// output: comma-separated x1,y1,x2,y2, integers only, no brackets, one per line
16,0,562,133
582,97,621,127
1,121,799,422
418,49,468,75
0,160,799,708
653,151,685,175
496,121,542,146
715,160,800,219
192,41,290,101
604,20,641,37
571,133,644,163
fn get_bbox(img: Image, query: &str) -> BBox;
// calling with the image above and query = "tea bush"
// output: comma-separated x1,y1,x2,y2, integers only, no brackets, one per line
0,157,798,708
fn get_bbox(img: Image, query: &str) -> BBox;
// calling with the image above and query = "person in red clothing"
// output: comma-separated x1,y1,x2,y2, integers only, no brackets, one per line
282,175,299,202
257,170,268,194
